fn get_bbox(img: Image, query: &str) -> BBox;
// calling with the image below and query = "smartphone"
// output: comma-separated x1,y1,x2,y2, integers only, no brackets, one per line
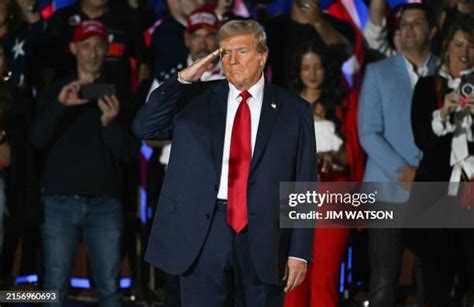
79,83,116,100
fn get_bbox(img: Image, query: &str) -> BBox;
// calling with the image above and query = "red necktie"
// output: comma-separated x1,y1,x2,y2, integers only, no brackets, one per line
228,91,252,233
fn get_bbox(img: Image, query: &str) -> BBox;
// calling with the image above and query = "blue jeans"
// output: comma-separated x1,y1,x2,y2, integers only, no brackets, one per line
41,195,123,307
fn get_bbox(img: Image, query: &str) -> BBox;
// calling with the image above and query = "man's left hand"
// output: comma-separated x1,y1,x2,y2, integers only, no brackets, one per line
397,165,417,190
98,95,120,126
282,258,307,292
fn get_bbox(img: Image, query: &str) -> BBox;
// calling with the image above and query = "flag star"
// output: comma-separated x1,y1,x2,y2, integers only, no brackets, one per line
12,38,25,59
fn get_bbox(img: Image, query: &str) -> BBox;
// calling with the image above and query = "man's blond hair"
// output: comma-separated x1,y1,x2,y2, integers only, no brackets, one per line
217,19,268,53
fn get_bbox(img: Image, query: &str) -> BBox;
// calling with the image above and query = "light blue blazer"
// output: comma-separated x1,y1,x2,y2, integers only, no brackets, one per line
358,54,438,202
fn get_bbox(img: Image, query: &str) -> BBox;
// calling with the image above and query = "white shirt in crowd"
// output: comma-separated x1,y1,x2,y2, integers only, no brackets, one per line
314,120,343,153
402,53,432,89
363,17,397,58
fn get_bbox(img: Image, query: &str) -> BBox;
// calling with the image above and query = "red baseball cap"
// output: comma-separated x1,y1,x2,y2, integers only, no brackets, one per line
186,6,220,33
72,20,107,43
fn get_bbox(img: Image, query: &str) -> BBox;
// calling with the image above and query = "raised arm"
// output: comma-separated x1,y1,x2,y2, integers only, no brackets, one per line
133,49,221,140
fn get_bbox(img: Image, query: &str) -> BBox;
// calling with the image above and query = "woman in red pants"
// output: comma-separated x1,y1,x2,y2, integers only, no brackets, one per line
283,41,351,307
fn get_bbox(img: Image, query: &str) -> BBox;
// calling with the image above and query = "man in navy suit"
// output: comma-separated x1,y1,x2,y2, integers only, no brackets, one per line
133,19,317,306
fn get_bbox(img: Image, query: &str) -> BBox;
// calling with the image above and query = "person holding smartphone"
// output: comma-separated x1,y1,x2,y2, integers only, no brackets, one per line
31,20,132,307
410,14,474,306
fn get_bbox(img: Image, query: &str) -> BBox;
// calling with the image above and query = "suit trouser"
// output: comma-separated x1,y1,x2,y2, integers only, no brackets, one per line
179,201,284,307
368,228,403,307
403,229,454,306
283,228,350,307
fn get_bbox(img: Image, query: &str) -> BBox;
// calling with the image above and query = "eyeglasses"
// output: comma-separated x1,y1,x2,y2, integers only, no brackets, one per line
399,19,427,29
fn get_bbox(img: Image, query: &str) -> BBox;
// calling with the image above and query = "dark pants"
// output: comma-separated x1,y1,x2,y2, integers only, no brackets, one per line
404,229,454,306
368,228,403,307
459,229,474,306
180,200,284,307
41,195,123,307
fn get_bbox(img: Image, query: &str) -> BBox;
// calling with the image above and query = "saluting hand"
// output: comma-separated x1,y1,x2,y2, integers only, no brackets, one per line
179,48,222,83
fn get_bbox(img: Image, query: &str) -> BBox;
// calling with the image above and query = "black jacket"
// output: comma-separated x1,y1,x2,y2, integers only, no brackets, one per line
411,76,474,182
31,75,132,198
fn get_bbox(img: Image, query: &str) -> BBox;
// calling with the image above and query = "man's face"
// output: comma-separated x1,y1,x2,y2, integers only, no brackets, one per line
185,28,218,61
70,36,107,76
399,8,432,52
220,34,267,90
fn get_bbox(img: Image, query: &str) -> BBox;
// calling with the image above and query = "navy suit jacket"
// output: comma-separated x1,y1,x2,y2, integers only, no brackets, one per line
133,75,317,285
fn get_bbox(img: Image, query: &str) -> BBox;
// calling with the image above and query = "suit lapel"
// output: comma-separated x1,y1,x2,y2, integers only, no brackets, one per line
394,54,439,100
427,55,439,75
250,83,280,174
394,55,413,102
209,82,229,181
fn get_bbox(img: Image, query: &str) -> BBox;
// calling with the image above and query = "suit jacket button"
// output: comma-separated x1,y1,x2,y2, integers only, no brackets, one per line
206,213,211,220
214,185,219,191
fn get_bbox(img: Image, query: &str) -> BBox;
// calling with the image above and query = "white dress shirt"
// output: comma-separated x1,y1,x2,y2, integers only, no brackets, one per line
314,120,343,153
216,75,306,264
402,54,432,89
217,74,265,199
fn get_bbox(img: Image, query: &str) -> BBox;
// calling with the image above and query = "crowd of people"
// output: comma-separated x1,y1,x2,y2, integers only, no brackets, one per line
0,0,473,306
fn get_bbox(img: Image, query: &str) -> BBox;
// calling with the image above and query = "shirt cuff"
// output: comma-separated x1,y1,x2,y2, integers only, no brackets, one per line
432,109,455,136
288,256,308,264
177,72,192,84
363,18,387,39
363,18,396,57
146,79,160,102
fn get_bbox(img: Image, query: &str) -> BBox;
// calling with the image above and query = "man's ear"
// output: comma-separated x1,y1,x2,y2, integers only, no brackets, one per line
184,31,191,49
260,52,268,68
69,42,77,55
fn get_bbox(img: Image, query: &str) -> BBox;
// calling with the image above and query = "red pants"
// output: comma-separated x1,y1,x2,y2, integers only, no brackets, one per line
284,228,350,307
